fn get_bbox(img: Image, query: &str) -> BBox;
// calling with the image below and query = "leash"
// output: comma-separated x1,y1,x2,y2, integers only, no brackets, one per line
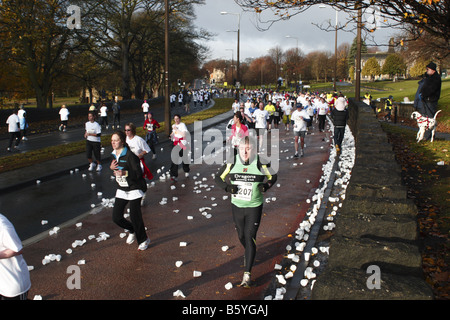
416,114,432,130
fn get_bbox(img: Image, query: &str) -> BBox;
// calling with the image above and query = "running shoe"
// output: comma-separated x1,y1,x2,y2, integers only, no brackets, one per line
185,172,190,178
96,164,102,172
238,272,251,288
294,153,299,158
335,144,340,154
126,233,136,244
88,162,96,171
170,176,178,182
138,238,151,251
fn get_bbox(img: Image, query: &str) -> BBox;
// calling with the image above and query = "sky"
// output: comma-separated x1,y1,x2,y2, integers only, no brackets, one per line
193,0,397,63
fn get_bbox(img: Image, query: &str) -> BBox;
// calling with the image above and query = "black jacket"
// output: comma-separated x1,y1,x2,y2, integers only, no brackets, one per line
420,71,441,103
112,147,147,192
330,108,349,128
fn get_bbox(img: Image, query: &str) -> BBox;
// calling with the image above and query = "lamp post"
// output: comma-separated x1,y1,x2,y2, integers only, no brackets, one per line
221,11,240,96
225,48,234,83
319,5,338,92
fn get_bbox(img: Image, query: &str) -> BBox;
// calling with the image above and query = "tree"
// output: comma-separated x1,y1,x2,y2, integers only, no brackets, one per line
382,53,406,78
234,1,449,50
268,46,284,80
77,0,207,100
0,0,83,108
362,57,381,80
348,37,367,68
336,43,350,80
409,58,430,78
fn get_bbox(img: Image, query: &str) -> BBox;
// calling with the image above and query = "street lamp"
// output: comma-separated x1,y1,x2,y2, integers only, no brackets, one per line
319,5,338,92
221,11,241,93
225,48,234,82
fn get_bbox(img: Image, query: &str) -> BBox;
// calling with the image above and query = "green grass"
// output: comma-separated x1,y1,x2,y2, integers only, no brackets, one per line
381,122,450,233
0,98,234,174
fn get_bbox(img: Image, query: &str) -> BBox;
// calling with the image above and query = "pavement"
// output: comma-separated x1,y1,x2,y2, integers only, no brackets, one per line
1,100,333,302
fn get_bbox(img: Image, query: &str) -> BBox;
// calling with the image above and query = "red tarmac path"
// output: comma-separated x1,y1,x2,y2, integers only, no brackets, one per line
24,124,332,300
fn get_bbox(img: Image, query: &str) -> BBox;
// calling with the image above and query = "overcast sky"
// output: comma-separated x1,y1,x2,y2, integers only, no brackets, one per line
193,0,397,63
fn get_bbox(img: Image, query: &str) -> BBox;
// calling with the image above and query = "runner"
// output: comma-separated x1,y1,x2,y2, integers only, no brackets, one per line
143,111,161,159
264,100,276,132
317,97,329,132
99,103,109,130
6,108,21,152
0,213,31,300
252,102,269,152
215,136,277,288
125,123,153,206
141,100,149,120
59,104,69,132
281,97,293,131
273,100,282,130
110,130,150,251
228,112,249,154
125,123,153,181
84,112,102,172
18,105,28,141
291,104,310,158
112,97,121,129
330,96,349,155
169,114,190,181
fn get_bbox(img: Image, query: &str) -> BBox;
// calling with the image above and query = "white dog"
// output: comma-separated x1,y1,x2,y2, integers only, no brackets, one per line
411,110,441,143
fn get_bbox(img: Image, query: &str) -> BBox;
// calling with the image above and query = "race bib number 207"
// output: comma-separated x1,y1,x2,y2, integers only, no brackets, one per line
232,181,253,201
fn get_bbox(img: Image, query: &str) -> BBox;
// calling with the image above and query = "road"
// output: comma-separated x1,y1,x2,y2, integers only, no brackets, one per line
0,97,333,301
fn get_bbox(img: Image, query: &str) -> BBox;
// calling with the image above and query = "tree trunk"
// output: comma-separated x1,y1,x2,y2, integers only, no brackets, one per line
121,41,132,100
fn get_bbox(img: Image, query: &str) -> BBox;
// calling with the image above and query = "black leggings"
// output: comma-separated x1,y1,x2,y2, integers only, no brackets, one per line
231,204,263,273
334,127,345,147
112,197,147,244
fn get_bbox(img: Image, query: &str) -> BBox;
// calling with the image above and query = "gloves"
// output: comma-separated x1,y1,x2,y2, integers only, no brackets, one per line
226,184,238,194
258,183,270,193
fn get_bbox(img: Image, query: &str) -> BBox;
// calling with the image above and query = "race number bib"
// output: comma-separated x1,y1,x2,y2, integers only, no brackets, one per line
115,171,129,187
232,181,253,201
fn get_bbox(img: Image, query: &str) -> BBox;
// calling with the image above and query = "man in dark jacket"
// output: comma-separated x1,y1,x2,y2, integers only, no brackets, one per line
417,62,441,118
330,100,349,155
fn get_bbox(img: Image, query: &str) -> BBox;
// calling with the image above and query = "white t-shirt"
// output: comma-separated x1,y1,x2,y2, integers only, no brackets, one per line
291,109,310,132
142,102,149,113
172,122,188,140
282,103,293,116
126,135,151,157
59,108,69,121
100,106,108,117
317,102,329,115
0,214,31,298
6,114,20,132
17,109,26,120
252,109,269,129
85,121,102,143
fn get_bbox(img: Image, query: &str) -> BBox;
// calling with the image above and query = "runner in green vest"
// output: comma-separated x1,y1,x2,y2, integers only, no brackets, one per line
215,136,277,288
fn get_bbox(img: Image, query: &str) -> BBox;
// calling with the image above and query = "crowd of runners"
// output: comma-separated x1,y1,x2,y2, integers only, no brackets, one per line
1,86,350,299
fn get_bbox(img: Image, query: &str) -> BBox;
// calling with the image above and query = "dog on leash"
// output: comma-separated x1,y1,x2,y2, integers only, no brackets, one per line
411,110,441,143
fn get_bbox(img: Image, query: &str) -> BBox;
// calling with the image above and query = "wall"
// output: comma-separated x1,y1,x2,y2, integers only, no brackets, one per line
311,99,434,299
